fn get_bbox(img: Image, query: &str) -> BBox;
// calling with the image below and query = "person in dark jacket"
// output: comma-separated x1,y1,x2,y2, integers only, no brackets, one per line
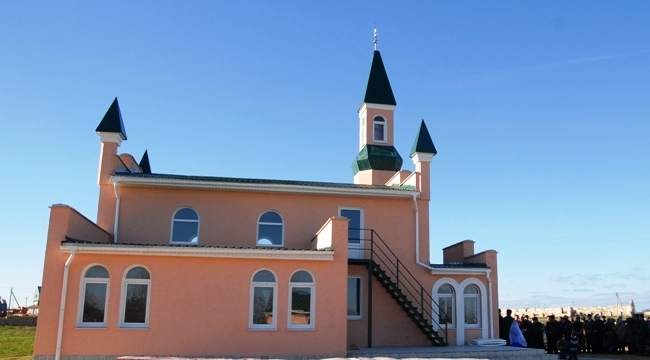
546,315,560,354
528,316,545,349
521,315,531,345
593,314,605,353
572,316,584,353
584,314,594,353
634,314,648,356
502,309,514,345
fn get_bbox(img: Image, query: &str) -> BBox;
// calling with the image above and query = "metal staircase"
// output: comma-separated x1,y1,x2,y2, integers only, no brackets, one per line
349,229,448,346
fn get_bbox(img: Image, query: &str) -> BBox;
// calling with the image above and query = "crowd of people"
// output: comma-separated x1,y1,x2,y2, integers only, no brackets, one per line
499,309,650,358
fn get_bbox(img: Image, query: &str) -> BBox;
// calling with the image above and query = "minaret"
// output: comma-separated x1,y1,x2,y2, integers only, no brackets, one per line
95,97,127,235
352,28,403,185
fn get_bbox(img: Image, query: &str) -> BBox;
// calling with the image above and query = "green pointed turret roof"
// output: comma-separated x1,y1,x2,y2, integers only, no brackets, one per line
96,97,127,140
139,150,151,174
410,120,437,157
363,50,396,106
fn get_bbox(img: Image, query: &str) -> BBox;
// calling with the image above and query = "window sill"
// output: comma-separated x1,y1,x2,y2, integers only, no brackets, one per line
75,325,107,329
248,327,278,331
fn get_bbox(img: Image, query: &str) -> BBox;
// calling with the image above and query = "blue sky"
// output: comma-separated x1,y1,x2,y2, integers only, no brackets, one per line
1,1,649,311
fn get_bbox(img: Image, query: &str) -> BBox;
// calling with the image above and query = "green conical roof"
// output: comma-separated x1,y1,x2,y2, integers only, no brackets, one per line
363,50,396,106
139,150,151,174
410,120,437,157
96,97,127,139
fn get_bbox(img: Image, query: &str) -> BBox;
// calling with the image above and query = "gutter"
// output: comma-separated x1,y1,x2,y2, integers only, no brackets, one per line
113,183,120,243
486,269,494,339
55,248,76,360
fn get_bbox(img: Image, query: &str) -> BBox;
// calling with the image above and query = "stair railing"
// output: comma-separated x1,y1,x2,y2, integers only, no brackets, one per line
350,228,448,345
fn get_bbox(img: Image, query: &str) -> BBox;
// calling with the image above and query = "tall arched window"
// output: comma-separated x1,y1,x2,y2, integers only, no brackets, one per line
119,266,151,328
250,270,277,329
171,207,199,244
373,116,386,142
78,265,110,327
257,211,283,246
463,284,480,327
288,270,314,329
437,284,455,327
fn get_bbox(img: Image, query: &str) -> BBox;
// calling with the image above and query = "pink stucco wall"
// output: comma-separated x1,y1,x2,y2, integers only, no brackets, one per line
35,209,349,358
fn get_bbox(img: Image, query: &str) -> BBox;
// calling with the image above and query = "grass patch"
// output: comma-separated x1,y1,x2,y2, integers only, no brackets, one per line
0,326,35,359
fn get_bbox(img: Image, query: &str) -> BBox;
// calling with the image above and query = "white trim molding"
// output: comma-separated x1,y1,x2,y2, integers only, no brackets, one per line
358,103,396,113
111,175,418,199
61,243,333,261
432,277,489,345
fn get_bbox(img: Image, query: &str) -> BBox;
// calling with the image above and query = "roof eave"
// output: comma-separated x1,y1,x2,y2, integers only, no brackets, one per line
110,175,418,199
61,243,334,261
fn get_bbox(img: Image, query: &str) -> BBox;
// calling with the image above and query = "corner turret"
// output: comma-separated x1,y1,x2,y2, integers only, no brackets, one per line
96,98,126,235
410,120,436,200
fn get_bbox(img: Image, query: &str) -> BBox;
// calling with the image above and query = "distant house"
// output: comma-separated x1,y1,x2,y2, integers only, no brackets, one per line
34,47,500,360
34,286,41,306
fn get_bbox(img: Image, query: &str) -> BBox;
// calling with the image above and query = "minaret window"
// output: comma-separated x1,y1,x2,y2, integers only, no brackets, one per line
373,116,386,142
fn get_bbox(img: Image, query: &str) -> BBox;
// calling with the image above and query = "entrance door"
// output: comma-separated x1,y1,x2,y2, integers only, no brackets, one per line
339,208,363,259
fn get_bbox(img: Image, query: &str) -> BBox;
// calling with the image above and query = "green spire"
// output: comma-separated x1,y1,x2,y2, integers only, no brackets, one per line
96,97,127,140
410,120,437,157
363,51,396,106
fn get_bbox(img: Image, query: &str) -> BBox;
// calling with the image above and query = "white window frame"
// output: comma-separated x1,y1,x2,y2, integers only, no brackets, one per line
347,276,363,320
118,265,151,329
373,116,387,143
256,210,284,247
77,264,110,328
249,269,278,330
437,283,456,328
463,284,481,328
287,270,315,330
170,207,200,245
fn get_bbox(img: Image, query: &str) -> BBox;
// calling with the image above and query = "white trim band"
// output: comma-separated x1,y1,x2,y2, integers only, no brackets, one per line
61,243,333,261
111,175,417,199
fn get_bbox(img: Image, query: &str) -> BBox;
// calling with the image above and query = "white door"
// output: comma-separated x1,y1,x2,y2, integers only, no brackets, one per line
339,208,363,259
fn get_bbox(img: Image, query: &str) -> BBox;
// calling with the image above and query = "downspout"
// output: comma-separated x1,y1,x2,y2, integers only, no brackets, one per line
113,182,120,244
412,194,430,269
486,269,494,339
55,248,76,360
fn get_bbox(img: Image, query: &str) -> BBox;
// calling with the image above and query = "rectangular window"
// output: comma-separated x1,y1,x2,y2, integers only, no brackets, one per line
82,283,107,323
290,287,312,326
124,284,148,323
252,287,274,325
464,297,478,325
347,277,362,319
374,123,385,141
439,296,453,325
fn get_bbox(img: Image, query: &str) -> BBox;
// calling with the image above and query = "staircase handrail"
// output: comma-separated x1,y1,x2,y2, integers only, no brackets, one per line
349,228,448,345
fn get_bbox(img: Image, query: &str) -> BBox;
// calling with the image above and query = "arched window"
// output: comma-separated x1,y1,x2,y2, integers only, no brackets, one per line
257,211,283,246
437,284,455,327
171,207,199,244
119,266,151,328
289,270,314,329
250,270,277,329
78,265,109,327
463,284,480,327
373,116,386,142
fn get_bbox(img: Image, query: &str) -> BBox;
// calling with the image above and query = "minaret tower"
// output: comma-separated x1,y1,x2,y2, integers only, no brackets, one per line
352,27,403,185
95,97,127,236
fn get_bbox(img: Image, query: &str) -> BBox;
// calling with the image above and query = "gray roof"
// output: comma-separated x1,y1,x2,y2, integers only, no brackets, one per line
430,262,489,269
113,172,416,191
63,237,330,252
